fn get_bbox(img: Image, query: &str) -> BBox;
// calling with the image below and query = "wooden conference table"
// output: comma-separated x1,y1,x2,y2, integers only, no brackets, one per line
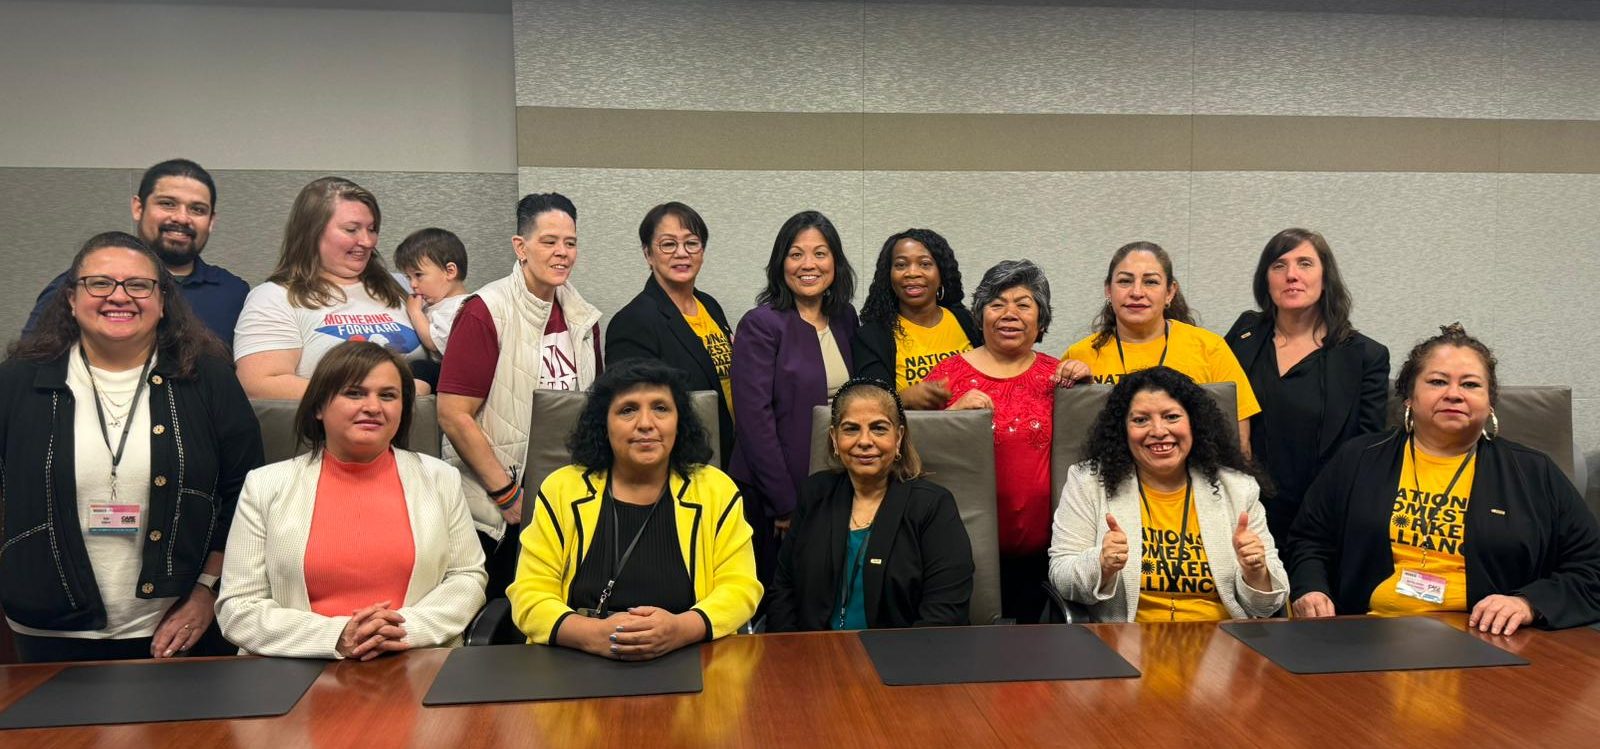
0,615,1596,748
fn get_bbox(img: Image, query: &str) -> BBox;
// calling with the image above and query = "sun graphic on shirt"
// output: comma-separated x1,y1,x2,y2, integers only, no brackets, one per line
1141,559,1155,575
1392,514,1409,529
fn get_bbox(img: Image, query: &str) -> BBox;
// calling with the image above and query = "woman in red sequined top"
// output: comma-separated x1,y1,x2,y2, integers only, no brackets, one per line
924,259,1059,620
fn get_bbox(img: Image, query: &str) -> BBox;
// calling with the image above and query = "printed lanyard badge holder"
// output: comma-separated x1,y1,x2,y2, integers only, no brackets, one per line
1393,440,1475,605
83,344,154,535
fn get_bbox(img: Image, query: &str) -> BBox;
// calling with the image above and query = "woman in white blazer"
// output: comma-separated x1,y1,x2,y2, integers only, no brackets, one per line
1049,366,1287,622
217,341,486,659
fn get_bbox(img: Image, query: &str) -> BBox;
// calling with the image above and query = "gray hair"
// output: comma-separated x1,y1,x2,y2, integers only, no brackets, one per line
970,259,1052,343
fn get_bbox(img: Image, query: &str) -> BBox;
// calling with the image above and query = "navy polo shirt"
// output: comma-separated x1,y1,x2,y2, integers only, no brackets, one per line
22,256,251,348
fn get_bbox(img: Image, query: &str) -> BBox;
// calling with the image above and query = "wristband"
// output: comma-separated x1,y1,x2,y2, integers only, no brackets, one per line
494,484,524,510
486,465,521,498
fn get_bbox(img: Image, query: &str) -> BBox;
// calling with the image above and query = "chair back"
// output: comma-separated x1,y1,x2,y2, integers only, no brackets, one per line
522,390,723,493
808,405,1003,625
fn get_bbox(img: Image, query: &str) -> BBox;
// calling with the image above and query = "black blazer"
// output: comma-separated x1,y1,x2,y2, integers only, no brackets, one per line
766,472,974,631
0,349,264,630
1225,310,1390,467
605,276,735,464
853,305,983,386
1288,430,1600,629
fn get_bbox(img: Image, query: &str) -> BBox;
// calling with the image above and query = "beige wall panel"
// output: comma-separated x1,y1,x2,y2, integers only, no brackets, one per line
1503,18,1600,120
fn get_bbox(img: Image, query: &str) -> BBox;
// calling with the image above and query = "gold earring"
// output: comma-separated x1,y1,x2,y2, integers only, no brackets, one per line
1484,409,1500,440
1403,404,1413,434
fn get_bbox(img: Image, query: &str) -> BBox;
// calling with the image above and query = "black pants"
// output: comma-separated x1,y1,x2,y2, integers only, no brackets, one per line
410,359,442,392
478,530,521,600
999,552,1049,623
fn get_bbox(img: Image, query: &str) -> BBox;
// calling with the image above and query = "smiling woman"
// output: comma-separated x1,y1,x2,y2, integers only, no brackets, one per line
217,341,486,659
0,232,263,663
233,177,426,400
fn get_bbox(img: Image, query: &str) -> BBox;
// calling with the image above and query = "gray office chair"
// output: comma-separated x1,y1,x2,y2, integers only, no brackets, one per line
807,405,1003,626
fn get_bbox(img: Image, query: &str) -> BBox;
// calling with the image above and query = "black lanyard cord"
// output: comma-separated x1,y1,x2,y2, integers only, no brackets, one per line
595,484,664,617
1115,319,1170,375
1138,477,1193,592
80,342,155,477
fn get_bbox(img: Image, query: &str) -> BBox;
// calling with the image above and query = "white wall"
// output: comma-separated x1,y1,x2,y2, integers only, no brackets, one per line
0,0,516,173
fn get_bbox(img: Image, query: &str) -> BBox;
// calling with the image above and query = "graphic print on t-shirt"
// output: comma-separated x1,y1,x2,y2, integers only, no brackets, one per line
1389,482,1468,554
315,312,420,354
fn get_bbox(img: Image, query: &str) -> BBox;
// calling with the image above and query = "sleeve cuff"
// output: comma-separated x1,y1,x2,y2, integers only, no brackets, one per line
550,610,575,644
691,608,714,641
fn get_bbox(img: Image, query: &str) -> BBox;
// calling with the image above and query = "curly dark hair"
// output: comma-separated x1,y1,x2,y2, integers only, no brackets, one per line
8,231,226,378
1394,322,1498,406
1084,366,1254,495
566,359,713,478
859,229,966,336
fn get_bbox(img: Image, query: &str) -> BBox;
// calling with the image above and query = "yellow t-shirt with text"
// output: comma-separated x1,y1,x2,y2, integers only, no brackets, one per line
1063,320,1261,419
1368,444,1474,615
684,300,734,418
892,309,973,392
1136,484,1231,623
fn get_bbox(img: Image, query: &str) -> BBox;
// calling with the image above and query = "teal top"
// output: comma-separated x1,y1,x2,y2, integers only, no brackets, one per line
832,528,871,631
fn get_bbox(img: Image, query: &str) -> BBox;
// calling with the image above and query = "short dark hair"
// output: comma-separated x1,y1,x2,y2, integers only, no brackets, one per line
860,228,967,336
517,192,577,237
1083,366,1255,495
1088,241,1196,351
138,159,216,209
566,359,713,478
294,341,416,456
1252,228,1356,345
638,202,709,250
8,231,225,378
755,210,855,319
394,227,469,281
970,259,1052,343
1394,322,1499,406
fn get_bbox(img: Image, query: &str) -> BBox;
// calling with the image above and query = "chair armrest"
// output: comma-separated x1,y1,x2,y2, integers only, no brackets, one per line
466,598,511,647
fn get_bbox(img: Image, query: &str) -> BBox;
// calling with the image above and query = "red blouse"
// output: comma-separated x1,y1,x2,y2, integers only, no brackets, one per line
304,449,416,617
927,352,1059,556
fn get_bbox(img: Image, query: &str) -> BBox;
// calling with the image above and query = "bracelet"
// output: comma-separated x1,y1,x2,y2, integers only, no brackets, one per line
494,484,523,510
486,466,520,498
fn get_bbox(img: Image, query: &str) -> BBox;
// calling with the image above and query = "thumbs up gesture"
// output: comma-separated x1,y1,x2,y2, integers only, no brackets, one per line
1100,513,1130,581
1232,511,1272,589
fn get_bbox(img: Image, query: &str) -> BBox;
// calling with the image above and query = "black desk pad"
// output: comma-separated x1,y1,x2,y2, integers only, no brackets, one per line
0,657,326,730
1220,617,1529,674
858,625,1140,686
423,644,702,705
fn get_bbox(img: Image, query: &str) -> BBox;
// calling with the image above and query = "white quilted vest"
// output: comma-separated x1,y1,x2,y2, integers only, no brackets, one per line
441,265,601,539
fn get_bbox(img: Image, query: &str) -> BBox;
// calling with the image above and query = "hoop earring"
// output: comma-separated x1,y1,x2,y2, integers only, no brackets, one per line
1484,409,1500,440
1403,405,1413,434
936,286,945,301
894,451,902,462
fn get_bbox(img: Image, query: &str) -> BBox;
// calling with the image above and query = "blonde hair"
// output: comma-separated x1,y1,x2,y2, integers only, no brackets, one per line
267,176,407,309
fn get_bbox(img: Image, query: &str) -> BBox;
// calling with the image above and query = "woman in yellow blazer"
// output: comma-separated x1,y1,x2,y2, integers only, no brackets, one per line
508,359,761,660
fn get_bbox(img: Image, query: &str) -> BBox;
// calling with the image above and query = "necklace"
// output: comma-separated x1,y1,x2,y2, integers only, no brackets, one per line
97,390,135,427
849,498,882,530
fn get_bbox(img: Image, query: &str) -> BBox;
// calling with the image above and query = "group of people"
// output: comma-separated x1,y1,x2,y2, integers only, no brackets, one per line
1,157,1596,668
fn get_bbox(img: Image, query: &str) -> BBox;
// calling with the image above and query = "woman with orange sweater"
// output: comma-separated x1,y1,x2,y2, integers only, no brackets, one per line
217,341,486,659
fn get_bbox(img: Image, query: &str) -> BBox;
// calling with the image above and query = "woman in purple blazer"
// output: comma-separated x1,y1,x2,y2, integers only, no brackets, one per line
729,210,858,589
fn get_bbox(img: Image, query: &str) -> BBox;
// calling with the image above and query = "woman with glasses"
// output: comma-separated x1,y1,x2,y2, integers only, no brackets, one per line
0,232,263,662
606,202,735,464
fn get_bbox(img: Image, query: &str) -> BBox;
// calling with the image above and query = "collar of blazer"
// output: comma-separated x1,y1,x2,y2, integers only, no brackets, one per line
1228,310,1363,459
569,467,708,590
820,471,913,627
642,275,724,386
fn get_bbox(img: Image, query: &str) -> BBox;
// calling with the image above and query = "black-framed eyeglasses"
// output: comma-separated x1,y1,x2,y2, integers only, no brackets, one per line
78,275,159,298
652,238,704,255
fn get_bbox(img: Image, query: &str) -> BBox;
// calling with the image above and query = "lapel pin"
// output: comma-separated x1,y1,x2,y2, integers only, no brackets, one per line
1490,508,1506,516
1241,331,1253,339
870,558,883,565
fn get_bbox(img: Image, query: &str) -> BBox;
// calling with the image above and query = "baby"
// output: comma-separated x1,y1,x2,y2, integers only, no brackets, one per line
395,227,470,359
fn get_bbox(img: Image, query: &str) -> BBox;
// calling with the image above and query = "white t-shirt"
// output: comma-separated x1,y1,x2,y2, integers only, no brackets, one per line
426,294,469,357
9,349,170,639
234,281,423,376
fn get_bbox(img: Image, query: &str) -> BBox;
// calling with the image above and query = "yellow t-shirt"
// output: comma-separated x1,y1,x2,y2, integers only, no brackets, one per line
1136,483,1231,623
684,300,734,417
1368,442,1474,615
1063,320,1261,419
892,308,973,392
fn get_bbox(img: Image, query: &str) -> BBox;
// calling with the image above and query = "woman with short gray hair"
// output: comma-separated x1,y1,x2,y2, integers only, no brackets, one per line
923,259,1061,620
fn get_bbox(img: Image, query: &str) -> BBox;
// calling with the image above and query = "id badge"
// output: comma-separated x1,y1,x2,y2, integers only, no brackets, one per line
1394,569,1447,604
89,504,142,535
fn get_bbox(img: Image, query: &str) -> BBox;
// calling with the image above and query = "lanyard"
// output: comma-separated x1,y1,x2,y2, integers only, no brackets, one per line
594,484,664,617
1138,477,1193,621
835,531,872,630
1407,439,1476,569
80,343,154,501
1115,320,1170,376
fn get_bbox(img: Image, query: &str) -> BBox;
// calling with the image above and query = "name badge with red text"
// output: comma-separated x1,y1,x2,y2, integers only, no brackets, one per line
88,504,142,535
1395,569,1447,604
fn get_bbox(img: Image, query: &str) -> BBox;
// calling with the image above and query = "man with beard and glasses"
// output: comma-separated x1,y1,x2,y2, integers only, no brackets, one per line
23,159,249,346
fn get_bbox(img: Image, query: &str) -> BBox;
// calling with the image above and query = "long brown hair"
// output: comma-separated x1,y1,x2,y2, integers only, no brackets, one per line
266,177,407,309
294,341,415,456
1088,241,1196,351
1251,228,1357,345
8,232,226,378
